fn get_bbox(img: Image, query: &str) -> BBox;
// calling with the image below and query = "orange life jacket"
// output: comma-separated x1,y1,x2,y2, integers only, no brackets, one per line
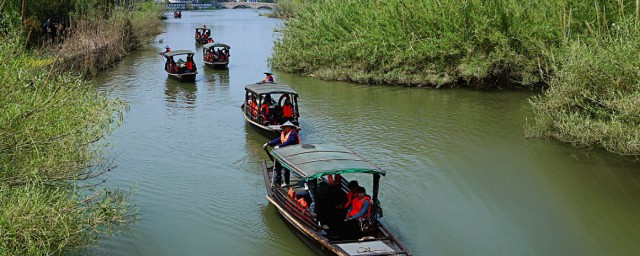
288,187,296,199
280,129,300,144
297,197,308,209
282,104,293,118
348,195,372,219
250,101,258,117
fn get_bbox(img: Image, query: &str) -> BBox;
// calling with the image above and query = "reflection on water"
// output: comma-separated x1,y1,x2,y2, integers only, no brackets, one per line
165,80,197,109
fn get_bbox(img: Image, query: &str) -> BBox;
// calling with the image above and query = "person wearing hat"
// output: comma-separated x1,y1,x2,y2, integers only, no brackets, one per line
161,45,171,55
260,72,275,83
263,121,300,187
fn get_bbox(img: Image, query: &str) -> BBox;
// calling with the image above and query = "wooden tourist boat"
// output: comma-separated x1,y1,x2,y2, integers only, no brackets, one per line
162,50,197,82
242,83,300,138
174,11,182,18
202,42,230,69
262,144,411,256
195,27,212,45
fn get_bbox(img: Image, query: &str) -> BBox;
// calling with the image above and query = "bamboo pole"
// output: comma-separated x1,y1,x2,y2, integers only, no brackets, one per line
21,0,26,22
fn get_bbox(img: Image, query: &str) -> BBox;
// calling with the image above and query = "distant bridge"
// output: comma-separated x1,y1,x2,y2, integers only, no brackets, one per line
220,2,275,9
166,2,275,10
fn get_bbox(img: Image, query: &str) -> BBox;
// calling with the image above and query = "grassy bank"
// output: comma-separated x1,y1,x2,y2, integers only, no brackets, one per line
272,0,640,155
0,1,162,255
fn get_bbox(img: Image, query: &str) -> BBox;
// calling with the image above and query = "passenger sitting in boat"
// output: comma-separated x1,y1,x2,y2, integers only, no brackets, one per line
341,180,359,210
216,49,223,61
345,187,372,233
249,96,259,119
195,31,201,39
185,56,196,73
166,58,178,73
260,100,272,124
208,38,213,43
204,30,211,39
281,98,294,123
263,121,300,187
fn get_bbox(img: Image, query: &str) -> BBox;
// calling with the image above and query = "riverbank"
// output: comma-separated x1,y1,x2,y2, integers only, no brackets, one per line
271,0,640,155
0,2,162,255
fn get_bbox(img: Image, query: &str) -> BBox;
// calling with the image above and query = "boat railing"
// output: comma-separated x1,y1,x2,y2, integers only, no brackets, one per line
272,185,318,229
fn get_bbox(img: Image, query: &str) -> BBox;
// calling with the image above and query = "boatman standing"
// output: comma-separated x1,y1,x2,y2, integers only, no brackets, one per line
259,72,275,84
263,121,300,187
160,45,171,55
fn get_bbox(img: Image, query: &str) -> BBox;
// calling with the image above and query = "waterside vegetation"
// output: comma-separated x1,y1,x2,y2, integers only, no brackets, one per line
271,0,640,156
0,1,162,254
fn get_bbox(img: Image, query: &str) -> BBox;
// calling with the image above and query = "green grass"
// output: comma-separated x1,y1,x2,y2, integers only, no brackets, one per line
272,0,640,155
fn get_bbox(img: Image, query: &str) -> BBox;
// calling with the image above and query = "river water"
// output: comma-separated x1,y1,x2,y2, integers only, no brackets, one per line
89,9,640,256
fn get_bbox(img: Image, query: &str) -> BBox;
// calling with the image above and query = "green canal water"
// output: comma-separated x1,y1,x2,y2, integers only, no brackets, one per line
88,9,640,256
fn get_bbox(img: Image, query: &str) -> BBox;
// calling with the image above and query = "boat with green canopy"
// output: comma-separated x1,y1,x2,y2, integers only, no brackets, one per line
261,144,411,256
162,50,197,82
202,42,230,69
242,83,300,139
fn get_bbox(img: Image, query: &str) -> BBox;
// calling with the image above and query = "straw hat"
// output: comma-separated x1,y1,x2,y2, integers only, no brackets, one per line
281,121,296,128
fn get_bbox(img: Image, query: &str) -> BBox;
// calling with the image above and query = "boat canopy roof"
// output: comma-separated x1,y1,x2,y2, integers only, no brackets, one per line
245,83,297,95
271,144,386,181
203,42,230,49
165,50,194,57
195,27,210,31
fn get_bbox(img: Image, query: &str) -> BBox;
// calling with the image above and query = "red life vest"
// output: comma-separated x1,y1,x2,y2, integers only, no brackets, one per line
186,61,193,70
266,75,274,83
328,174,341,187
297,197,308,209
282,104,293,118
344,190,357,208
280,129,300,144
249,101,258,117
260,104,270,121
348,195,372,219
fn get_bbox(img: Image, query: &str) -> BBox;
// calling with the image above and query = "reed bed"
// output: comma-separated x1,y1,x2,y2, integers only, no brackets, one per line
0,2,162,255
272,0,640,155
54,5,163,75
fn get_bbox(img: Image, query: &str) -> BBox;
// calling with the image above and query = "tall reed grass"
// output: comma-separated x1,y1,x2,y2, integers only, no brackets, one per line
0,2,162,254
272,0,640,155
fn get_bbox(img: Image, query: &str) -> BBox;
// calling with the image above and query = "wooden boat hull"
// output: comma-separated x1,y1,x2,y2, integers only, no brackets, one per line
195,38,210,45
261,161,412,256
167,72,196,82
242,104,282,139
204,61,229,69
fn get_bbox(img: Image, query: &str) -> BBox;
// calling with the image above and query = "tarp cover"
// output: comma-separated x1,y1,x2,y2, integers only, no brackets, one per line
164,50,194,57
203,42,230,49
245,83,297,95
271,144,386,181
